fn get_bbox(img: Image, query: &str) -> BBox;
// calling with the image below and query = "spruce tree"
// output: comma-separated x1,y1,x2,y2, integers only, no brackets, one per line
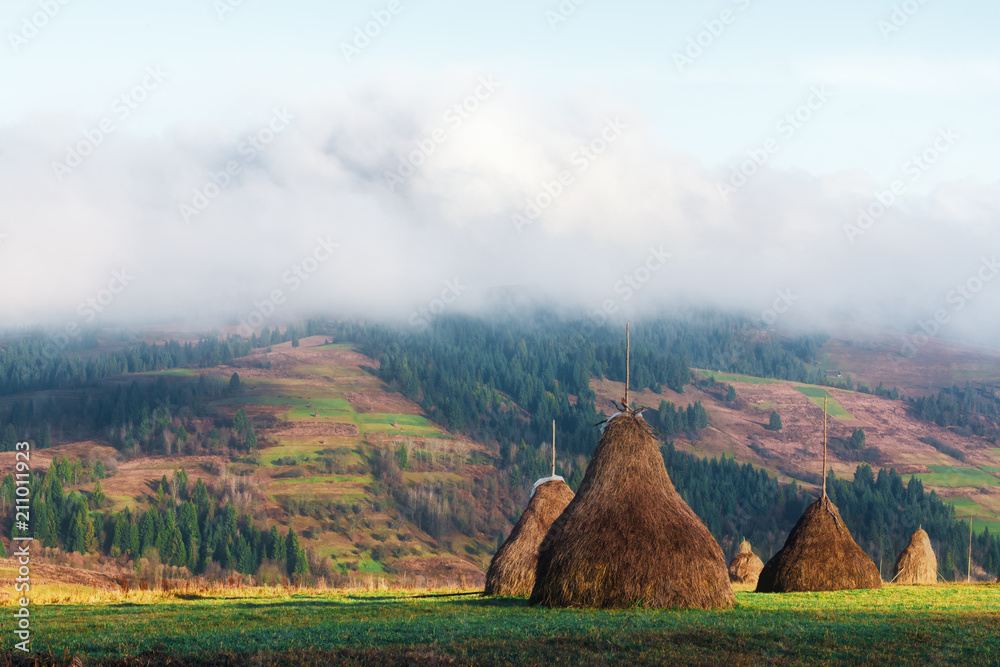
768,410,783,431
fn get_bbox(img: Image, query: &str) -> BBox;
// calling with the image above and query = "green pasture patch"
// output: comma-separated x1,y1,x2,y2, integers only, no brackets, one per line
697,370,781,385
357,559,385,573
282,406,355,422
793,386,853,419
269,475,372,486
145,368,197,377
357,413,430,426
213,395,310,407
916,465,1000,488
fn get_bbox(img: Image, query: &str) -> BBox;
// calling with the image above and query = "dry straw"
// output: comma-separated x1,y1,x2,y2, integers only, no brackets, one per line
485,420,574,596
484,479,575,596
891,528,937,585
755,496,882,593
756,396,881,593
728,539,764,586
530,413,734,609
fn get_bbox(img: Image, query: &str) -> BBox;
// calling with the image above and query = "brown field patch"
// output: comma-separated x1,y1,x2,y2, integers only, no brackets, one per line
345,391,421,414
395,557,486,587
0,557,121,591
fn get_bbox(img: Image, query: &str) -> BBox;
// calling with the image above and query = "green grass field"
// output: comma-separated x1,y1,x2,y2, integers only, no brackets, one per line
943,496,1000,533
13,586,1000,665
269,475,372,486
794,386,854,419
916,465,1000,489
698,371,781,385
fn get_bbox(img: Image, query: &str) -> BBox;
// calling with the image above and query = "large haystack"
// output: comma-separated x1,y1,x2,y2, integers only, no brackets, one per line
530,413,735,609
728,539,764,586
756,496,882,593
892,528,937,585
484,478,574,596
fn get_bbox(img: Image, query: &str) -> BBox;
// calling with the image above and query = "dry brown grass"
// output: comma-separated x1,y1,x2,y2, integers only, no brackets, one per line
530,414,734,609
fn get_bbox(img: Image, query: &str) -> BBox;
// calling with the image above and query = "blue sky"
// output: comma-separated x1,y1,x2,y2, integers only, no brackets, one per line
2,0,1000,345
4,0,997,184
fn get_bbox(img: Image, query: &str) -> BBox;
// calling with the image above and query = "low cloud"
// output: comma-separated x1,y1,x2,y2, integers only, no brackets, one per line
2,73,998,347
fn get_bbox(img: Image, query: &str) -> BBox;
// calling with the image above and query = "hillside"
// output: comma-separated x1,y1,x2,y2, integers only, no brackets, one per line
5,320,1000,591
0,336,509,588
591,369,1000,533
819,330,1000,398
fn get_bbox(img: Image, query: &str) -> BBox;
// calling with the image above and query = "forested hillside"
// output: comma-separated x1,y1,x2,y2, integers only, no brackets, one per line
2,312,999,581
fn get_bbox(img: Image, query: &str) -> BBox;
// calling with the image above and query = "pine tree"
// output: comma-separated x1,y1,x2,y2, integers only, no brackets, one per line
267,525,280,559
229,372,241,393
92,480,105,508
725,385,737,402
768,411,783,431
84,515,97,553
285,529,302,578
848,428,866,450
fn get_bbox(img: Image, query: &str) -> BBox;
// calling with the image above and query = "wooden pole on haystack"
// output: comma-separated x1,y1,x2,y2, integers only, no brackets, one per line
625,321,631,408
551,419,556,478
822,397,828,500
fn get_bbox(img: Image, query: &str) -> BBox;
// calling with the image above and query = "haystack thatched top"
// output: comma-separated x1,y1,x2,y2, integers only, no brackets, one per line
738,539,753,555
530,475,566,498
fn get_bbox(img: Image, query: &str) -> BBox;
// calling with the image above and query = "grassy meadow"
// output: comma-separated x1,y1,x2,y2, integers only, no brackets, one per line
5,584,1000,665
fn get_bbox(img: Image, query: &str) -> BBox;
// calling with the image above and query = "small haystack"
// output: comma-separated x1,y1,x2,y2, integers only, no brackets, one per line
755,496,882,593
892,528,937,585
484,477,575,596
530,413,734,609
728,539,764,586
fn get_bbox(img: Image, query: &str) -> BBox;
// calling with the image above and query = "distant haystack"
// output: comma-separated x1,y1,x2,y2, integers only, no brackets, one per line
530,413,734,609
728,540,764,586
892,528,937,585
484,478,574,596
756,496,882,593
